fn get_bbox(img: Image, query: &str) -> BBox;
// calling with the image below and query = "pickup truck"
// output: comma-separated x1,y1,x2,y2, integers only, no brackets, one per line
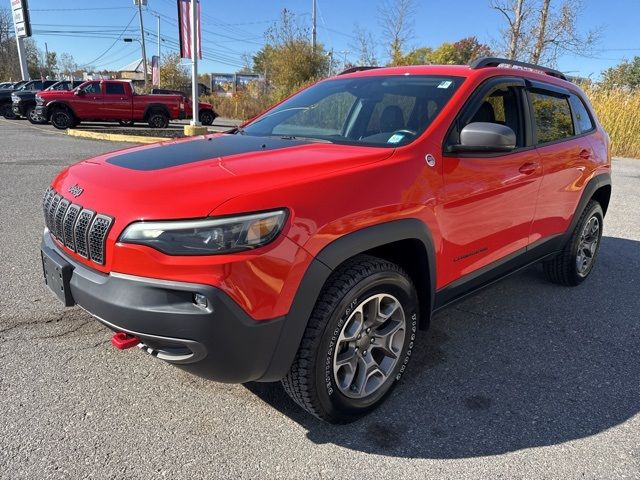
1,80,57,119
35,79,216,129
12,80,83,124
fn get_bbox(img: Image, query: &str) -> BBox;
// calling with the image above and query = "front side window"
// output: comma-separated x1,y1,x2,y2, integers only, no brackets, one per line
105,83,125,95
242,75,463,147
82,82,101,94
569,94,595,134
530,91,574,144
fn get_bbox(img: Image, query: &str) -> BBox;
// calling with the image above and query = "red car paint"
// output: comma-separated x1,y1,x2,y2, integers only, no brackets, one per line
46,64,611,321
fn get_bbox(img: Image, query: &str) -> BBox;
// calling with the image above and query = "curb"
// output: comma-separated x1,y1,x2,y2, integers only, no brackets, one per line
66,129,170,144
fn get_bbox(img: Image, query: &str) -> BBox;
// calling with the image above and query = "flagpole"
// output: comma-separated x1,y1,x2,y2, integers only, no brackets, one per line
190,0,199,126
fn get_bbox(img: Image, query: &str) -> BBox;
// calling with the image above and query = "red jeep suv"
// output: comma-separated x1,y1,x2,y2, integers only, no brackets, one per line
40,58,611,423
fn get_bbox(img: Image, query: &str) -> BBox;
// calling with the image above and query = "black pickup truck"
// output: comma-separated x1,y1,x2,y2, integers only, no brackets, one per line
1,80,58,119
13,80,82,123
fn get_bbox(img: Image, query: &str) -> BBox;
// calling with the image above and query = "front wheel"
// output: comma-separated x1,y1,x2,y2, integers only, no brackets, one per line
27,106,46,124
1,104,16,119
282,255,418,424
50,108,75,129
543,200,604,286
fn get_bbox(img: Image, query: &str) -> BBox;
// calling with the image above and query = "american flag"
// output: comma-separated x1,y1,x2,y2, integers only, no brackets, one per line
177,0,202,60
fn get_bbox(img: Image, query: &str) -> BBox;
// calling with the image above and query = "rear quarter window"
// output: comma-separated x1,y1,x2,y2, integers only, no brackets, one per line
530,91,574,144
569,94,595,134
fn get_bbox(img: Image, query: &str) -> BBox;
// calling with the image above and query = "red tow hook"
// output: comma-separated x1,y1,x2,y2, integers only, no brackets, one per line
111,332,140,350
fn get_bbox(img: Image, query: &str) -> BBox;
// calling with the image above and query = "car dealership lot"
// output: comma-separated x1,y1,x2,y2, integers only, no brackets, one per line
0,119,638,479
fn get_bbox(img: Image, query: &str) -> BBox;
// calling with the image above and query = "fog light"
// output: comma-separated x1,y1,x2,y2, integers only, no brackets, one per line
193,293,208,309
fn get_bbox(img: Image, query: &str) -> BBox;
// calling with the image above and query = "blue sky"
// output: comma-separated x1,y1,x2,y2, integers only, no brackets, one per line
22,0,640,79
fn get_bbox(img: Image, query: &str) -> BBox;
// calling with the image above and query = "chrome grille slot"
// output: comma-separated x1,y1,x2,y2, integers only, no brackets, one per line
48,194,61,231
74,209,95,258
54,199,70,239
63,204,81,250
88,215,113,265
42,188,115,265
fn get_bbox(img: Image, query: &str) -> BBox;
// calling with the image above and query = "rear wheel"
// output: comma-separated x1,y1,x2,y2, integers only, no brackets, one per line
543,200,604,286
50,108,75,130
200,110,215,126
282,255,419,424
147,111,169,128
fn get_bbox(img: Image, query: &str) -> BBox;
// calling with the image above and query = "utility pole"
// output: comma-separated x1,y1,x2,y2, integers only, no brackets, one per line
44,42,49,78
311,0,317,53
135,0,148,86
190,0,199,126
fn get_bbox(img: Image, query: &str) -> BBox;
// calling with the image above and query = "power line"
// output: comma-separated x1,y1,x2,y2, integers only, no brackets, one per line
78,12,138,67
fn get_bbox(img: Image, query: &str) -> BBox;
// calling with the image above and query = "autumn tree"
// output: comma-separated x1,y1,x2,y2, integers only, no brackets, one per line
395,37,492,66
601,57,640,90
252,9,329,100
159,52,190,91
351,24,379,66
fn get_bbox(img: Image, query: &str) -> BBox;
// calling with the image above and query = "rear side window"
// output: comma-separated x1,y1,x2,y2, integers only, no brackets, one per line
106,83,125,95
530,91,574,144
569,94,595,134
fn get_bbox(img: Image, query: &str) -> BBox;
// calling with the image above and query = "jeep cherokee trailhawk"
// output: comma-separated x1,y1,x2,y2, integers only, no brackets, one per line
41,58,611,423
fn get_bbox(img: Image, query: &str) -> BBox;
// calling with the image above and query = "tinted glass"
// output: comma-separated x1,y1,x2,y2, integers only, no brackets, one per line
569,94,595,134
530,91,574,144
242,75,463,147
106,83,125,95
82,83,101,94
464,85,524,147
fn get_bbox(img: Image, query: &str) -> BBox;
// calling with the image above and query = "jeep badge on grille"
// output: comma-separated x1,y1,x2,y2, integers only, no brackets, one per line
68,184,84,197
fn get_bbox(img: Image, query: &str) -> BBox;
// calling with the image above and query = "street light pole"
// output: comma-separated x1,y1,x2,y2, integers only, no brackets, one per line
135,0,148,87
149,11,161,86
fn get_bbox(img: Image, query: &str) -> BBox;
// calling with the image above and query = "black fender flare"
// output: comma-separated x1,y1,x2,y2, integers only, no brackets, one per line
259,218,436,382
46,101,76,120
562,172,612,244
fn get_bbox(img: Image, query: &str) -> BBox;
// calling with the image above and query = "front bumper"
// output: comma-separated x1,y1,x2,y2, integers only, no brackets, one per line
41,233,287,383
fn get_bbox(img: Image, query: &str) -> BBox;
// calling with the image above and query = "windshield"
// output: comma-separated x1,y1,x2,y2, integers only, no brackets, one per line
241,75,463,147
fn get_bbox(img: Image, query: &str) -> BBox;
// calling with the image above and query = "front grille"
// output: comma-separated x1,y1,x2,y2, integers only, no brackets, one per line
42,188,113,265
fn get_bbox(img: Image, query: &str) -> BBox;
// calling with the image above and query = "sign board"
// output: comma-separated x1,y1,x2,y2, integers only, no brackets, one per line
11,0,31,38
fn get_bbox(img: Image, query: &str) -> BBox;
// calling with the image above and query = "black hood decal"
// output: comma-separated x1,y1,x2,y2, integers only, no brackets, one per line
106,134,312,171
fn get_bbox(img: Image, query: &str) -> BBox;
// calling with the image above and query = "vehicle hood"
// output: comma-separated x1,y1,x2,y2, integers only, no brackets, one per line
12,90,36,100
51,133,393,223
40,90,74,100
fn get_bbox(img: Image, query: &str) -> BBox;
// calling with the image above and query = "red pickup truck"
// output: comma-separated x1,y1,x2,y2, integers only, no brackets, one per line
35,79,217,129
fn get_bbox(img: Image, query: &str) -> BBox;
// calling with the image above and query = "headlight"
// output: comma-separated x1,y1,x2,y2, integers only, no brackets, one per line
119,210,287,255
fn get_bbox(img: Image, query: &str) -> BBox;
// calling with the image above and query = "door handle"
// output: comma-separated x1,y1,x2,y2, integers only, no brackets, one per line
519,162,539,175
579,149,592,159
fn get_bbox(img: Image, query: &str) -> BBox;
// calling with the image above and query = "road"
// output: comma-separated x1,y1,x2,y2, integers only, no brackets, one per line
0,118,638,479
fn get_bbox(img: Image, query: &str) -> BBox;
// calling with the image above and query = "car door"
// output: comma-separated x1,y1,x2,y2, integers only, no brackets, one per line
74,81,103,118
526,83,597,243
103,82,131,120
438,77,542,287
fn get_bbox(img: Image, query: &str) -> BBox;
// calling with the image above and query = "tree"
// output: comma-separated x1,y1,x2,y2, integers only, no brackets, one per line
252,9,329,100
159,52,190,90
351,24,378,66
59,53,77,79
601,57,640,90
394,37,492,66
491,0,599,66
0,8,21,80
378,0,416,65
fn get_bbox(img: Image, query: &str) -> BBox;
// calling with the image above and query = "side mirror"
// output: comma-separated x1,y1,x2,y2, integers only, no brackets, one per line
450,122,516,153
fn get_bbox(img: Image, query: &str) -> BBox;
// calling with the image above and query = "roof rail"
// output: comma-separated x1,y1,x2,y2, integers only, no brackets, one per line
338,66,380,75
469,57,567,81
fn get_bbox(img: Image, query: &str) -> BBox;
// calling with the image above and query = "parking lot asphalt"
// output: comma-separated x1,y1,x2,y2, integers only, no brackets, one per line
0,118,638,479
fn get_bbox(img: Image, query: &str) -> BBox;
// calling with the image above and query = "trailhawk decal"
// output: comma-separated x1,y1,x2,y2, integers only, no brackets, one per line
105,134,312,171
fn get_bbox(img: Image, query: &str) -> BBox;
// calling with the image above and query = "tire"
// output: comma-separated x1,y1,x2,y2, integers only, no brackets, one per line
200,110,215,126
119,120,134,127
1,104,16,119
50,107,74,130
282,255,419,424
543,200,604,286
147,111,169,129
27,106,45,124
